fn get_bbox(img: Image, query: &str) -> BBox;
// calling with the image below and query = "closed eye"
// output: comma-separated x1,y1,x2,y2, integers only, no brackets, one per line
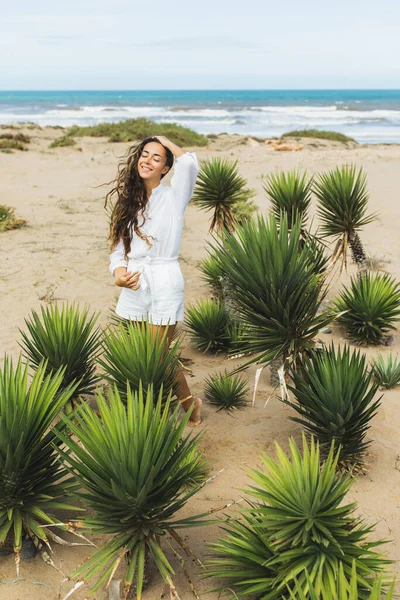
142,150,162,161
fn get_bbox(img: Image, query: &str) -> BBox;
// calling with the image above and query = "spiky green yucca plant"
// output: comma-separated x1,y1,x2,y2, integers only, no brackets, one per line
185,298,231,353
211,214,333,370
0,358,79,571
99,321,180,405
192,157,255,231
334,272,400,345
20,303,102,402
204,371,249,411
314,165,376,270
206,436,390,600
289,563,395,600
56,386,209,599
302,234,330,279
371,353,400,389
286,345,382,468
199,251,224,301
263,170,313,229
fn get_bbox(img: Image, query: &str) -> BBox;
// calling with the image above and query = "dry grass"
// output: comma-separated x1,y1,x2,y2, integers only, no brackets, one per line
0,133,31,152
0,205,27,232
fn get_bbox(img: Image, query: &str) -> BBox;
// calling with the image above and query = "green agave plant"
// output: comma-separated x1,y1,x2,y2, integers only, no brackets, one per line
225,319,248,352
206,505,278,596
371,353,400,389
185,298,231,353
334,272,400,345
314,165,376,270
286,344,382,468
199,250,225,301
56,385,209,599
302,233,330,279
99,321,181,405
206,435,390,600
211,214,334,370
19,303,102,405
0,358,79,571
204,370,249,411
192,157,255,232
289,563,396,600
263,169,313,229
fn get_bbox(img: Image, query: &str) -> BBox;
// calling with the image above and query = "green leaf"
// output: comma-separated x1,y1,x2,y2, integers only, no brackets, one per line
334,272,400,345
55,384,207,596
19,303,102,398
99,322,181,406
210,213,334,371
0,357,77,563
205,435,391,599
192,157,255,232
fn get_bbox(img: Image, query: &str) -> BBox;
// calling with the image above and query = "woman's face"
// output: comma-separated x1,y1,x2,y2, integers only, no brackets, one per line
137,142,170,181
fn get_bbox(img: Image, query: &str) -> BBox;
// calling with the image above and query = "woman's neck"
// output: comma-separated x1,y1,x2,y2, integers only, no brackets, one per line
145,179,161,197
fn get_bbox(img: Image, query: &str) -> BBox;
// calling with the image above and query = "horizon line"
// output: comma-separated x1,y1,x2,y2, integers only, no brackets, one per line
1,88,400,92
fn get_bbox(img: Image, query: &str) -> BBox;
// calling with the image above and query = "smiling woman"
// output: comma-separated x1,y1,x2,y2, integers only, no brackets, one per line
105,135,202,425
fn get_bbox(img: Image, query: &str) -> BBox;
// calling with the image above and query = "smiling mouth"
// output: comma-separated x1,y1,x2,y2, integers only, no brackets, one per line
140,165,153,173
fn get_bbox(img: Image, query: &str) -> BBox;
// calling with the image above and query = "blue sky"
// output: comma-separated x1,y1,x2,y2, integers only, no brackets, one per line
2,0,400,89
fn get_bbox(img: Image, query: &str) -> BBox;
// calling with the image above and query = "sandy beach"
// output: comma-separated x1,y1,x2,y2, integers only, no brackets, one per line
1,126,400,599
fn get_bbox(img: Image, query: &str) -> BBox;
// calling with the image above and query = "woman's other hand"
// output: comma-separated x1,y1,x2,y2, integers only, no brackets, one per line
114,267,141,290
154,135,170,146
154,136,184,158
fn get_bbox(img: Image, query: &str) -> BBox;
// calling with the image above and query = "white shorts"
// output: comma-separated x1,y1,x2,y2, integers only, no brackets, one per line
115,260,185,325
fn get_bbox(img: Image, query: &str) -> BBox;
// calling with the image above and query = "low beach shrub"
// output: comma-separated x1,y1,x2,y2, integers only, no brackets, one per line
206,435,390,599
99,321,181,405
371,352,400,389
55,385,208,598
231,197,258,224
66,117,208,146
49,135,77,148
314,165,376,270
185,298,231,353
19,303,102,409
0,205,27,232
192,157,255,231
0,358,79,570
263,169,313,229
286,344,382,468
334,272,400,345
282,129,356,143
0,132,30,151
204,370,249,411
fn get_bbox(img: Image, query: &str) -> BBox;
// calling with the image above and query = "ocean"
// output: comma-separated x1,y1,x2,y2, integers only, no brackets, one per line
1,89,400,144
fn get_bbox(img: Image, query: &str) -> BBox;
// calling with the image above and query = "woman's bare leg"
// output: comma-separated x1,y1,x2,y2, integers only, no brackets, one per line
150,323,202,426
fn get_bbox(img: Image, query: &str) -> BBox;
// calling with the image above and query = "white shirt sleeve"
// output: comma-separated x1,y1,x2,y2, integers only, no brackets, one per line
109,238,128,275
170,152,199,210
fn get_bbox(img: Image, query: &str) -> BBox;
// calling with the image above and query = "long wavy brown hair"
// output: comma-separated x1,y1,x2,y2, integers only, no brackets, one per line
105,137,174,255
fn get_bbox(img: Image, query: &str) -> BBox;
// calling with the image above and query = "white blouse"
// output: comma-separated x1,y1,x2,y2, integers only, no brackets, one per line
109,151,199,278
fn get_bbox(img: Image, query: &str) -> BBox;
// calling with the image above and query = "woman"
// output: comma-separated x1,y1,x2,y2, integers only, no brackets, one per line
107,135,202,425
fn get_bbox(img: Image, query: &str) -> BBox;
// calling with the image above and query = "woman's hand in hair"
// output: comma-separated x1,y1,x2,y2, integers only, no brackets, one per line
154,136,184,159
114,267,141,290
